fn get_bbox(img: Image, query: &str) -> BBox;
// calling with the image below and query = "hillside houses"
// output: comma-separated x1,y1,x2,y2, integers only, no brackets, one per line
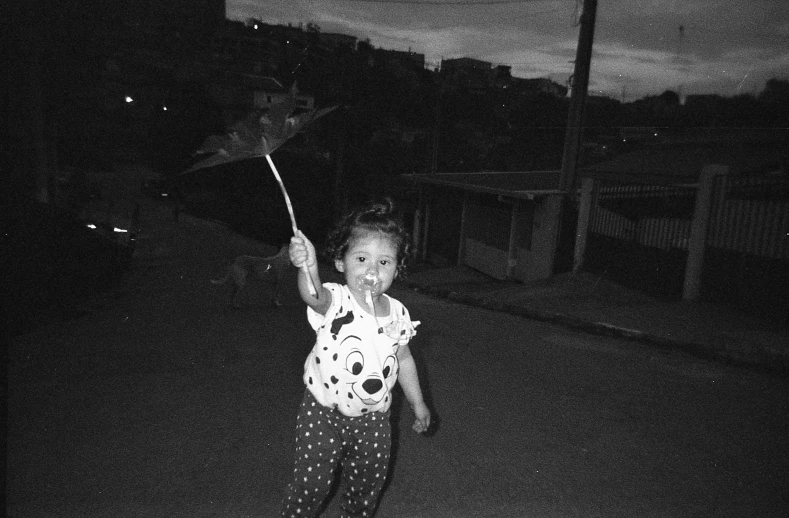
440,57,566,97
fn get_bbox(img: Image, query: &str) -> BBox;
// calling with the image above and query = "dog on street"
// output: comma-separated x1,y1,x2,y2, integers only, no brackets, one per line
211,245,292,308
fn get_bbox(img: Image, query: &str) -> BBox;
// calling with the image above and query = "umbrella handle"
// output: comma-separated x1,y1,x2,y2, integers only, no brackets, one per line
266,155,318,298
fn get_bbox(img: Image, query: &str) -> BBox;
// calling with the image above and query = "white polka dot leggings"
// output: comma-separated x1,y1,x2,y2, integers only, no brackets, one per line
281,390,392,518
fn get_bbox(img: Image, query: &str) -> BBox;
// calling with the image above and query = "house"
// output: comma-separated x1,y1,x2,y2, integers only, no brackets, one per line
441,57,492,73
440,57,494,95
252,78,315,111
320,32,358,51
511,77,567,98
405,135,787,324
378,48,427,71
405,171,565,282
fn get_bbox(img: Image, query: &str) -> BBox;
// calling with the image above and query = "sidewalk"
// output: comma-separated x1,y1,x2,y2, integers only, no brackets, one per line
399,263,789,377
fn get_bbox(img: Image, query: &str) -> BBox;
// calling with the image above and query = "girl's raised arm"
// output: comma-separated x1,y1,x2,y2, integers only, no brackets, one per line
290,231,332,315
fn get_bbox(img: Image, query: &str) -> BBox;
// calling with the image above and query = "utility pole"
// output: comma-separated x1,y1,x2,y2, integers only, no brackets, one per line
559,0,597,194
550,0,597,275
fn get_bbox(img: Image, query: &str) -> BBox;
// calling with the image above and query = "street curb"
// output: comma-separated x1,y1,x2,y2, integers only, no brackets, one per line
405,283,789,379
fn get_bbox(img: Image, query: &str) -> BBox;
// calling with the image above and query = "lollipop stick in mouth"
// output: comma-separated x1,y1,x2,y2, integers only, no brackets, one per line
360,275,379,327
366,288,380,329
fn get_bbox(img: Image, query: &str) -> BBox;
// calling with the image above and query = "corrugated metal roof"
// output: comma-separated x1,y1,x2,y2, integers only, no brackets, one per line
404,171,563,199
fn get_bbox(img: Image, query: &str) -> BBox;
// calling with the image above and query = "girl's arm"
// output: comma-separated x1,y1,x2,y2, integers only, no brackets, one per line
290,231,332,315
396,344,431,433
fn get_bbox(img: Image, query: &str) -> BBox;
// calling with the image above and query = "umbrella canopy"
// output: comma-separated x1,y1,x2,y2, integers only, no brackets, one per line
183,85,337,174
180,84,337,298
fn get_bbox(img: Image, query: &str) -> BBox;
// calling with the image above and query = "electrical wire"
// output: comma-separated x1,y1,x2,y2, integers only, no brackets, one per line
332,0,548,5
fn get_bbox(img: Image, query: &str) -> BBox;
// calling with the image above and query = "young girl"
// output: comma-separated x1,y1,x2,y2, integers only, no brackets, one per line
281,199,431,517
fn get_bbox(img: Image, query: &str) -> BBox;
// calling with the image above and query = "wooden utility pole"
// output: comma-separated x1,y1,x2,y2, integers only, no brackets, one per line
548,0,597,276
559,0,597,194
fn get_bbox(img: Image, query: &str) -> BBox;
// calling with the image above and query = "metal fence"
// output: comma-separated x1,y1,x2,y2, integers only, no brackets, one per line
588,174,789,260
591,182,697,251
583,172,788,324
707,175,789,260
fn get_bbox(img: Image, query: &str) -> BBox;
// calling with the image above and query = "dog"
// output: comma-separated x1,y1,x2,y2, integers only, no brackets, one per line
211,245,292,308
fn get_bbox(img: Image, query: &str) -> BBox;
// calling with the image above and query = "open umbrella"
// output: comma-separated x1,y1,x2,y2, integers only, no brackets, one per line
184,85,337,297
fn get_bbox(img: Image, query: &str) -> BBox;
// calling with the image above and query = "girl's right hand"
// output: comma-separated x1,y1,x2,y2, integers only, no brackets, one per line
289,231,316,269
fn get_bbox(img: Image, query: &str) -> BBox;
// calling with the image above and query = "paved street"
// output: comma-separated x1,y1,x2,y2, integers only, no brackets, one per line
8,194,789,517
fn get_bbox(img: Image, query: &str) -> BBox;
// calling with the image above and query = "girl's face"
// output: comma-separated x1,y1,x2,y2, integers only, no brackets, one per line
335,229,399,301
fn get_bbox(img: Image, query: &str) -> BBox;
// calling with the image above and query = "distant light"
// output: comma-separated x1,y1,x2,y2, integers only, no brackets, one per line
253,24,259,30
161,192,169,197
654,132,658,137
162,105,168,111
125,96,134,103
113,227,128,233
86,223,97,229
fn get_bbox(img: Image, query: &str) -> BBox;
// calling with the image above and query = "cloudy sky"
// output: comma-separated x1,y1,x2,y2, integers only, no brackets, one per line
227,0,789,101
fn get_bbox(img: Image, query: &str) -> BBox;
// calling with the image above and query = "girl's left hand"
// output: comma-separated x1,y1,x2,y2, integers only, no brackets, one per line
412,401,431,434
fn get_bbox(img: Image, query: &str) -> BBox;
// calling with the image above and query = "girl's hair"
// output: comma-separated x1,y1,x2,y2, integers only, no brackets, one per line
325,198,413,277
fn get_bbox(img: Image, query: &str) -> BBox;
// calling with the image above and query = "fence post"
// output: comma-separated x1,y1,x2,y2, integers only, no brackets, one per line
573,176,595,274
683,165,728,300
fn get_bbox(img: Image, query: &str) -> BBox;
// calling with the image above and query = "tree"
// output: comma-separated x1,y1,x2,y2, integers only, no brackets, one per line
759,79,789,104
658,90,680,106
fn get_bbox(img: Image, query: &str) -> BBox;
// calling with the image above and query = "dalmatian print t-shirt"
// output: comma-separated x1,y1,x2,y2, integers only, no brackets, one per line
304,283,419,417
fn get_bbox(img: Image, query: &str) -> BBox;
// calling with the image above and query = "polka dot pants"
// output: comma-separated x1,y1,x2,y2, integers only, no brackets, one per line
281,390,392,518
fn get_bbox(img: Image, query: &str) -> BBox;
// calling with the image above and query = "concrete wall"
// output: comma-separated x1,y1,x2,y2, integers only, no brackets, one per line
458,193,561,283
510,195,562,282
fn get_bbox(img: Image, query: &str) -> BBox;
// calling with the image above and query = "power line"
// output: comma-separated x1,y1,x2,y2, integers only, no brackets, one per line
333,0,546,5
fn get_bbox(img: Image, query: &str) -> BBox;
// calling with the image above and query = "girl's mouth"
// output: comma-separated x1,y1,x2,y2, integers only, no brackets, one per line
359,273,379,293
359,274,379,311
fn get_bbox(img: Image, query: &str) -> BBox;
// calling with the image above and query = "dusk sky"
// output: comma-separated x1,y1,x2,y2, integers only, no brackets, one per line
227,0,789,101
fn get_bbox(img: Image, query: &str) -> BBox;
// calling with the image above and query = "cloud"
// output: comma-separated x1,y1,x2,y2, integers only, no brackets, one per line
228,0,789,99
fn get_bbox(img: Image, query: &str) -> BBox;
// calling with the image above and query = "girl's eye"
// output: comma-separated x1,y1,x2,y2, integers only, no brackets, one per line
379,260,390,266
356,256,366,263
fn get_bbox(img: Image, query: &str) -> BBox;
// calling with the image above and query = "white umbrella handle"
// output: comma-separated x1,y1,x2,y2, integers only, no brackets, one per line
266,155,318,298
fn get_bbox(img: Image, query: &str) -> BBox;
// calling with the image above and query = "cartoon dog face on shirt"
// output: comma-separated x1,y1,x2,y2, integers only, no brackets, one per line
312,302,401,411
338,334,398,406
307,285,418,414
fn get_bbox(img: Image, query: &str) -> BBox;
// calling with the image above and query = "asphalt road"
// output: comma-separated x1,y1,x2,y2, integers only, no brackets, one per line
8,194,789,517
8,281,789,517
